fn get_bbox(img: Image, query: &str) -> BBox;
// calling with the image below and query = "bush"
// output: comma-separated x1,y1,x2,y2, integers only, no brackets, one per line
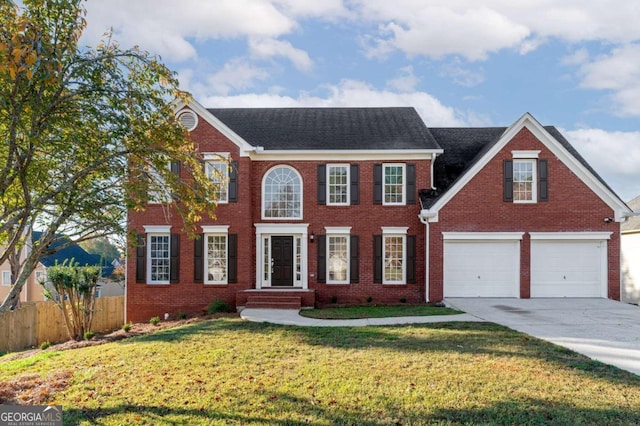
330,295,338,304
366,296,373,303
399,297,407,303
207,300,230,314
178,311,187,320
150,316,161,326
40,341,51,350
84,331,95,340
122,323,132,332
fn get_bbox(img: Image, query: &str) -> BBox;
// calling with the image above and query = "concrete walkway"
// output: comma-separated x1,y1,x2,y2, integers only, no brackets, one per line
239,308,482,327
241,299,640,376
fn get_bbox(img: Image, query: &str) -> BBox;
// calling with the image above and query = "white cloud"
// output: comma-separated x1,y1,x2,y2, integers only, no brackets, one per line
200,79,468,126
440,61,484,87
566,128,640,201
576,44,640,116
386,66,419,93
562,48,590,66
249,37,313,71
205,59,270,96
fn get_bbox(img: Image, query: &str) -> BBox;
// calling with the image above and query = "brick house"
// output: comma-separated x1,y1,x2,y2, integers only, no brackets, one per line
125,101,633,322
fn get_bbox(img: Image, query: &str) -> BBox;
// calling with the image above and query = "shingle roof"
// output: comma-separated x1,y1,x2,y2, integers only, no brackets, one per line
32,232,113,276
207,107,441,150
622,196,640,232
420,125,619,209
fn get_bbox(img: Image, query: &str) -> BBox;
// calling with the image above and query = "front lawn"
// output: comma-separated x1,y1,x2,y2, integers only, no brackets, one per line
1,318,639,425
300,305,462,319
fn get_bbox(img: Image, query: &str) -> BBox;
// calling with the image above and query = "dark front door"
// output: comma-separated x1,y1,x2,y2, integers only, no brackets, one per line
271,236,294,286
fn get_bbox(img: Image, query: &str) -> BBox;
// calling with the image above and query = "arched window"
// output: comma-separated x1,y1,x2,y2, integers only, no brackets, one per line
262,166,302,219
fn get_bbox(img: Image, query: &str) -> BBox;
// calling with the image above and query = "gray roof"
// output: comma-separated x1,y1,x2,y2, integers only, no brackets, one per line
622,196,640,232
421,125,620,208
208,107,441,150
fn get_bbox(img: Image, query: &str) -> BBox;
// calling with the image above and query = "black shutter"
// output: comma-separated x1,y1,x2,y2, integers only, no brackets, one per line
135,233,146,283
538,159,548,202
170,234,179,283
194,234,204,283
350,235,359,283
229,161,238,202
373,164,383,204
406,235,416,284
317,235,326,283
503,160,513,202
374,235,382,283
406,164,416,204
228,234,237,283
350,165,359,205
317,165,326,205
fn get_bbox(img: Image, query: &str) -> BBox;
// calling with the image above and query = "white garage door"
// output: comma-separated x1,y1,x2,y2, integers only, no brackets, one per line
530,234,609,298
444,235,521,297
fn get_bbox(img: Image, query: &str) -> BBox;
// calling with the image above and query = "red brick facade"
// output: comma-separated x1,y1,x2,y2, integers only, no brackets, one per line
126,108,627,323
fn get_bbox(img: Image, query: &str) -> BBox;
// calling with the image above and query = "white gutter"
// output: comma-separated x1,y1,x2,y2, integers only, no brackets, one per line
419,210,438,303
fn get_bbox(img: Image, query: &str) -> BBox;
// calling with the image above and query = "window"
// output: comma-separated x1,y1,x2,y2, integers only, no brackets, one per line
327,165,349,205
2,271,11,286
35,271,45,285
206,160,229,203
206,234,228,284
328,235,349,283
383,164,405,205
262,166,302,219
384,235,405,283
513,159,536,203
148,234,170,284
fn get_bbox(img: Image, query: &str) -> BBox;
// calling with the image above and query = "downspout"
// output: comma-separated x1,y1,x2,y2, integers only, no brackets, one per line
419,211,437,303
430,153,438,190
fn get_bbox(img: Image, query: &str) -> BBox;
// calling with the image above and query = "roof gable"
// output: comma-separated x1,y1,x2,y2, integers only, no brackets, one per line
421,113,631,221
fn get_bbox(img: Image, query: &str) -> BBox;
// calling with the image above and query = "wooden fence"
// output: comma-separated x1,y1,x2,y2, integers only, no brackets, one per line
0,296,124,354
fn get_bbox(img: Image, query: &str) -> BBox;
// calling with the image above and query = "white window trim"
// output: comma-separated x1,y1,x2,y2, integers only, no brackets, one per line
382,234,406,285
204,232,229,285
144,225,171,233
204,153,230,204
383,163,406,206
513,159,537,204
512,150,541,159
2,271,11,286
325,227,351,285
261,165,304,220
529,232,612,240
147,233,171,285
327,164,350,206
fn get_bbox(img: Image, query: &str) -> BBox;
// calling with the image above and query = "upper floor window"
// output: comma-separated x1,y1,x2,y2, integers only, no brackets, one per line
384,164,405,205
205,156,229,203
504,151,547,204
262,166,302,219
513,159,536,203
328,164,349,205
2,271,11,286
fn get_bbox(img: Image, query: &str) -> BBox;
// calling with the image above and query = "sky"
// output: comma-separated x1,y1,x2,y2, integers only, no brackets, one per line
82,0,640,203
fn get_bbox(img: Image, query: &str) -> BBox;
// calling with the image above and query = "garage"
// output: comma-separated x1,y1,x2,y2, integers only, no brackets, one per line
530,233,610,298
443,233,523,297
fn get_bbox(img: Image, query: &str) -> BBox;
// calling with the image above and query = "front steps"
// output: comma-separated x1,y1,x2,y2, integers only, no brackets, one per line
237,289,315,310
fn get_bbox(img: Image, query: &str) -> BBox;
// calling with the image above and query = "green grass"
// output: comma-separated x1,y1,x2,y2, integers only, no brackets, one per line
2,318,640,425
300,305,462,319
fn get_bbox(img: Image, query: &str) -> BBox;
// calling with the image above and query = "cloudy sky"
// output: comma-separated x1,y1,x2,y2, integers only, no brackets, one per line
82,0,640,202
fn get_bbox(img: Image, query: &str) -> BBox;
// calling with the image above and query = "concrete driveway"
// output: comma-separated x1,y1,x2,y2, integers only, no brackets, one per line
445,298,640,376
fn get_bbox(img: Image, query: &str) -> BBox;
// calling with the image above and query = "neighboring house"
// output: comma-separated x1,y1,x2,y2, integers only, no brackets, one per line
622,196,640,304
125,102,633,323
0,232,120,303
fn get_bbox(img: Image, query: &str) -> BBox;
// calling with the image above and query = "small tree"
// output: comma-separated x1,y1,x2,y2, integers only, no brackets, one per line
42,259,101,341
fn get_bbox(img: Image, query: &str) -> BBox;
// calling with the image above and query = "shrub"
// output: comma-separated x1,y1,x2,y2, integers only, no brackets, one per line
178,311,187,320
399,297,407,303
84,331,95,340
366,296,373,303
150,316,161,326
122,323,132,332
207,300,230,314
330,295,338,304
40,341,51,350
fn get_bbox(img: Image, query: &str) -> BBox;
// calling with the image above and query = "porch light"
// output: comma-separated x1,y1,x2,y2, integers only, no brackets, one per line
309,232,315,243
